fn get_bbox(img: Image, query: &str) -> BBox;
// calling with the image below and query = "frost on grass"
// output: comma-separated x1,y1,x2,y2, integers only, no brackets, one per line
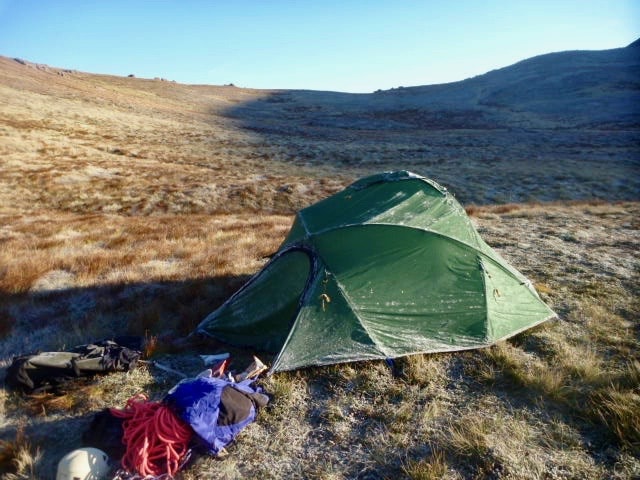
0,57,638,478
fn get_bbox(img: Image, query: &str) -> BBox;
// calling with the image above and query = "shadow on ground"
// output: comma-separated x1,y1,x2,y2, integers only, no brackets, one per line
0,274,253,361
0,272,281,479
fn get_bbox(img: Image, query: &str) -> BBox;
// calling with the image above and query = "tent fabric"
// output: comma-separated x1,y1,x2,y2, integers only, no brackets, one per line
196,171,556,373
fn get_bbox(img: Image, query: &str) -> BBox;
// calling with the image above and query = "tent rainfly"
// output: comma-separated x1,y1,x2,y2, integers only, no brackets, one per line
196,171,556,373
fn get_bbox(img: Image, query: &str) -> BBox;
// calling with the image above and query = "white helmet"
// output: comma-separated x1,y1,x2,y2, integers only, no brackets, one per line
56,447,110,480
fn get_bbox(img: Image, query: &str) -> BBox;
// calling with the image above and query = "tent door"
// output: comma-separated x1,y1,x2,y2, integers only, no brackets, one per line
197,247,316,353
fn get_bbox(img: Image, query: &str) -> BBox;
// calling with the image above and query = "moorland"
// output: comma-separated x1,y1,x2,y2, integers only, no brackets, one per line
0,40,639,479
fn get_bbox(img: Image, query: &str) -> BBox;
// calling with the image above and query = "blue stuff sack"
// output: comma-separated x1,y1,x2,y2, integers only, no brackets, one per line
164,376,267,454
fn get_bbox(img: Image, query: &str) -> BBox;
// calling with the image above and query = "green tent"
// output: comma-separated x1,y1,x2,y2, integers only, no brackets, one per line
196,171,555,373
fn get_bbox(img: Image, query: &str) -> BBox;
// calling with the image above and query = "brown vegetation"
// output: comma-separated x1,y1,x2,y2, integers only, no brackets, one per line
0,55,638,478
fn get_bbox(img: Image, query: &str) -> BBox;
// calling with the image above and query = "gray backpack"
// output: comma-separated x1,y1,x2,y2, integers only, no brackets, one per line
5,338,141,393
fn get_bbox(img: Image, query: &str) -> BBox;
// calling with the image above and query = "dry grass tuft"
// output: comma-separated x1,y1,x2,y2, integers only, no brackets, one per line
588,388,640,451
402,448,450,480
399,353,448,387
489,203,522,214
446,419,490,463
143,333,159,358
24,392,78,416
0,424,41,479
464,204,480,217
481,341,569,401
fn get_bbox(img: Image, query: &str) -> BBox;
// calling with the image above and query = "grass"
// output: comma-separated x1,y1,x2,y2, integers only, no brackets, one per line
402,448,450,480
0,424,41,480
0,56,639,479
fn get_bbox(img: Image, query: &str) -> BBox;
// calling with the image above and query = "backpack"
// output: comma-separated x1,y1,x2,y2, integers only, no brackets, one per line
5,338,142,393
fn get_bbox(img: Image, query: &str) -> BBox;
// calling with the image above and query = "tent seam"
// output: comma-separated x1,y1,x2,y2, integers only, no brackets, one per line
478,257,492,343
493,313,558,342
298,212,311,237
271,313,556,373
330,274,390,358
307,223,532,286
307,223,483,255
480,253,556,314
269,262,323,374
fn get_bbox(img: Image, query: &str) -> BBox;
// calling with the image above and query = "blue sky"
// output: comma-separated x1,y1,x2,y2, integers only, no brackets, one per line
0,0,638,92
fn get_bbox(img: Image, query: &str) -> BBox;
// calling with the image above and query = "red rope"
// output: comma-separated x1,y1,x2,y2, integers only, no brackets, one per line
110,394,192,477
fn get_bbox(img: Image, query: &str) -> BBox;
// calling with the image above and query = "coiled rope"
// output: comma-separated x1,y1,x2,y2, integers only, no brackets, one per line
110,394,192,478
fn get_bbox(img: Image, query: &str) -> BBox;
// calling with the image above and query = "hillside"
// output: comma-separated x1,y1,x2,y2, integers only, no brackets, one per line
233,40,640,129
1,40,639,215
0,42,639,479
